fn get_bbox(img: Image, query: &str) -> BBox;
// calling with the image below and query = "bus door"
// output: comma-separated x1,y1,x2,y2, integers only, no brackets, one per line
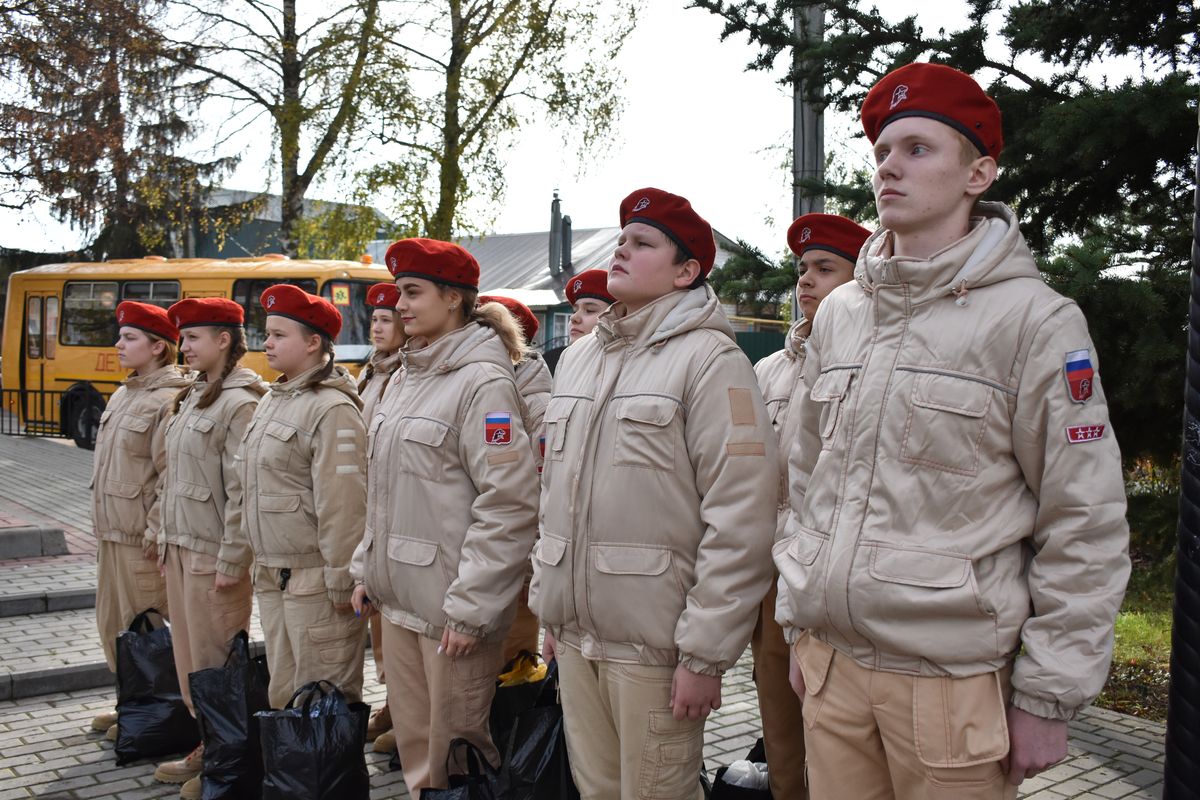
18,289,61,429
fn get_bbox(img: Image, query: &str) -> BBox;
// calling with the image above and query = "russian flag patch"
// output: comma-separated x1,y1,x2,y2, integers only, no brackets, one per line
485,412,513,446
1064,349,1095,404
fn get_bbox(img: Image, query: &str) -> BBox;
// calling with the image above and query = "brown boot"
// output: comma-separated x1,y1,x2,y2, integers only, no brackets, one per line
90,710,118,732
105,723,118,742
366,703,392,741
154,744,204,784
372,730,396,754
179,776,202,800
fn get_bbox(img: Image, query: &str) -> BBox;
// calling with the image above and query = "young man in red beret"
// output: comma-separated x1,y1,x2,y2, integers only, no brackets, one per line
751,212,870,800
776,62,1130,798
564,268,615,343
530,188,778,799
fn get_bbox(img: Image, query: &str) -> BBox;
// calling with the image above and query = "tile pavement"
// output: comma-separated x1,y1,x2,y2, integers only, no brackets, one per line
0,432,1171,798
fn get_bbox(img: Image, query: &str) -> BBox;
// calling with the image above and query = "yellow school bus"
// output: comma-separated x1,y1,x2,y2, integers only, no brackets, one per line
1,254,391,448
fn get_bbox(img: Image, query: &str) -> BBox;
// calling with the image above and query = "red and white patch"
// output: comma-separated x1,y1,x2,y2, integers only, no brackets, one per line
631,197,650,213
1065,424,1105,444
484,412,513,445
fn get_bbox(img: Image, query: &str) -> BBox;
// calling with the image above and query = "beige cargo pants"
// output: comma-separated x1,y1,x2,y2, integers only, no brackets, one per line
253,564,365,708
749,583,807,799
795,632,1017,800
163,545,252,713
556,642,706,800
95,540,169,672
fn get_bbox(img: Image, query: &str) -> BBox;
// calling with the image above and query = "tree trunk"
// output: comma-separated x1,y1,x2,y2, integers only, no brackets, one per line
278,0,303,257
427,0,466,240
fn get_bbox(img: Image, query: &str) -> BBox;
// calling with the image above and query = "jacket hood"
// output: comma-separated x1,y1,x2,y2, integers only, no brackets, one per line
856,201,1041,307
369,347,405,376
126,364,192,391
516,353,551,397
402,321,513,376
597,284,735,349
782,318,812,360
274,362,363,410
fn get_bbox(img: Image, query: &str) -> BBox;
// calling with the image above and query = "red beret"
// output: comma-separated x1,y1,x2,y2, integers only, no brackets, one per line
479,295,539,343
861,62,1003,161
260,284,342,340
385,238,479,290
565,269,615,306
619,188,717,277
366,282,400,310
786,214,872,262
168,297,244,329
116,301,179,343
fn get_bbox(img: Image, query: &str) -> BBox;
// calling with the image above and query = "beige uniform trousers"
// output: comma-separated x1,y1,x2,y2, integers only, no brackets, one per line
95,540,169,672
381,619,503,794
795,633,1017,800
749,584,807,799
163,545,252,713
370,612,385,684
556,643,705,800
253,565,366,709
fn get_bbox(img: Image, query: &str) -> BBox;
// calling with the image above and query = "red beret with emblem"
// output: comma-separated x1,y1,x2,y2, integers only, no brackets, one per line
786,214,872,262
861,62,1003,161
259,284,342,340
565,269,615,306
385,238,480,290
619,187,717,277
365,282,400,310
479,295,539,343
168,297,244,329
115,301,179,343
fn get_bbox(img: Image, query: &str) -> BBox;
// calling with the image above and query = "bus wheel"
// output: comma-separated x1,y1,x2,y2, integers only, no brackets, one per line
64,389,105,450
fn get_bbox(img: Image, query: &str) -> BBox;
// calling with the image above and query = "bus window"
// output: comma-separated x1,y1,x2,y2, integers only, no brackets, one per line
26,296,42,358
63,281,119,346
320,281,373,362
233,278,317,351
123,281,180,308
44,297,59,358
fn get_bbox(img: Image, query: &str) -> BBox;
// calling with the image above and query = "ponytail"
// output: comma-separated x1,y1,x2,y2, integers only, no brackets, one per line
357,358,376,394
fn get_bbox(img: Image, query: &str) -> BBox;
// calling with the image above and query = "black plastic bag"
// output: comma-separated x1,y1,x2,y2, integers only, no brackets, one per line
420,737,500,800
256,680,370,800
489,650,546,749
114,609,200,765
189,630,271,800
710,738,772,800
496,659,580,800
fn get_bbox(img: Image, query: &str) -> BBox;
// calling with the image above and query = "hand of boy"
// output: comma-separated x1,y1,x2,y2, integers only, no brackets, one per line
440,627,480,658
1000,706,1068,785
670,664,722,721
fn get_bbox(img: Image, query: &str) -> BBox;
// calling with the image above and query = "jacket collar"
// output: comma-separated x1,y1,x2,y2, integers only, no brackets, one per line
401,321,506,376
124,364,189,391
596,284,735,350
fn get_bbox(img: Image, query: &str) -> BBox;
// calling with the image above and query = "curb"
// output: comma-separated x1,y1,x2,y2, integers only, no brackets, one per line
0,588,95,617
0,525,68,559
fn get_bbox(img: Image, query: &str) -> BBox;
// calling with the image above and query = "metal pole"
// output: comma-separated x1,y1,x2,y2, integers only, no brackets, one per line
791,3,824,321
1164,101,1200,800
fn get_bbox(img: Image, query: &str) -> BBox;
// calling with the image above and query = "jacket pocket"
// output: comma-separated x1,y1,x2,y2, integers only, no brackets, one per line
810,368,856,451
174,480,213,505
117,414,153,456
256,492,312,552
395,417,450,482
543,397,577,464
259,421,298,471
772,525,830,631
851,543,999,664
528,532,574,628
103,478,147,534
385,536,451,625
180,414,217,458
588,543,683,651
899,371,993,476
612,395,679,471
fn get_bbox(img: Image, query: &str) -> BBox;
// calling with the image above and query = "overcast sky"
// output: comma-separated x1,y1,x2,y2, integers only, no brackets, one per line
0,1,991,256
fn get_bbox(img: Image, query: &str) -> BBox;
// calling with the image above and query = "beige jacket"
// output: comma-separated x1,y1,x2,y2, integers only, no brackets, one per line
516,354,552,472
353,322,539,641
219,363,367,604
92,365,192,548
359,348,404,424
160,367,265,557
776,202,1131,721
529,285,779,676
754,318,811,513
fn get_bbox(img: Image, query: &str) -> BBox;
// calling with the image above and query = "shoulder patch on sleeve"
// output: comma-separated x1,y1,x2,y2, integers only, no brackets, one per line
726,442,766,457
485,412,513,445
487,451,520,466
1065,424,1105,443
1064,349,1095,404
728,388,757,426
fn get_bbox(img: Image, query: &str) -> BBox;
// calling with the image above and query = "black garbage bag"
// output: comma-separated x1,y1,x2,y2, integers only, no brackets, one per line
255,680,370,800
114,609,199,765
489,650,547,749
710,738,772,800
189,630,271,800
496,659,580,800
420,737,500,800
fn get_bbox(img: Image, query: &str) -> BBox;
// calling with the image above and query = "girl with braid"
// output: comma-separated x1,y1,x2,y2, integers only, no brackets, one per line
154,298,266,798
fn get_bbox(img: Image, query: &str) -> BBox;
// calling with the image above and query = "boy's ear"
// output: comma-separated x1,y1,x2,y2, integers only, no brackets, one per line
966,156,998,199
672,259,702,289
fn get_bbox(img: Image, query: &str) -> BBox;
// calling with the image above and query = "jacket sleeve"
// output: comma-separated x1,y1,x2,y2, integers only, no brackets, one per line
443,375,540,638
215,400,256,579
675,345,780,676
1010,303,1130,721
143,396,174,549
310,402,368,604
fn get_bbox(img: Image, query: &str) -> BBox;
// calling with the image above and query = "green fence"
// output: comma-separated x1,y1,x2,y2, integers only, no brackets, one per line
736,330,786,365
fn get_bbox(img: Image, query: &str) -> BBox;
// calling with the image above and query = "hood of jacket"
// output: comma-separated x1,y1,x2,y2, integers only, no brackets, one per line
272,362,363,410
402,321,512,378
596,284,735,350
